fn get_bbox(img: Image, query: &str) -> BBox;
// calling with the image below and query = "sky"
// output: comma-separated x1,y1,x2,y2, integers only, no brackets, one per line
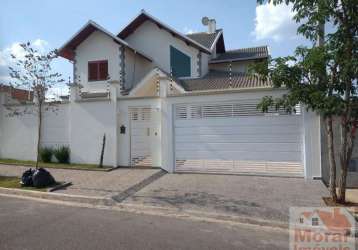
0,0,311,96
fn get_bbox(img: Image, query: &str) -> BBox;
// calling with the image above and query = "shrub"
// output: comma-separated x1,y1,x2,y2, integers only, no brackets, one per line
53,146,70,164
39,147,53,163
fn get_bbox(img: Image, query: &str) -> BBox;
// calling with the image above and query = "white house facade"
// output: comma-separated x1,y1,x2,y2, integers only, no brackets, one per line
0,10,330,179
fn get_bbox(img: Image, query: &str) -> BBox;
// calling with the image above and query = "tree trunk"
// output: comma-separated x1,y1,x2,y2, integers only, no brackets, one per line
338,117,355,203
35,103,43,170
326,116,338,202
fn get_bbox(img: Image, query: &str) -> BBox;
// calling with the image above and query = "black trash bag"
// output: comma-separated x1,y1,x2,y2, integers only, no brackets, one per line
32,168,56,188
21,168,35,187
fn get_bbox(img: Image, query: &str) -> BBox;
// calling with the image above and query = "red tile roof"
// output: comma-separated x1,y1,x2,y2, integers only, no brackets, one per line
301,208,352,233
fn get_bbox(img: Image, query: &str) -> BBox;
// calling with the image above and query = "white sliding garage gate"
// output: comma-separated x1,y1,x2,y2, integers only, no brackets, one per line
174,100,304,177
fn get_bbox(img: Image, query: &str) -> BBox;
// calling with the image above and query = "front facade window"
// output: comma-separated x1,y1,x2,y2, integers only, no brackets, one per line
88,60,108,81
170,46,191,78
312,217,319,226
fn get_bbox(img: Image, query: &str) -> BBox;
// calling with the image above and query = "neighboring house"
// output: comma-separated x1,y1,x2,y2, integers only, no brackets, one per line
298,208,352,234
0,85,33,103
0,10,342,179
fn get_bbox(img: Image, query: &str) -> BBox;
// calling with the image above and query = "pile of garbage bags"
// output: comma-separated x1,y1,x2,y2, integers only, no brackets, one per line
21,168,56,188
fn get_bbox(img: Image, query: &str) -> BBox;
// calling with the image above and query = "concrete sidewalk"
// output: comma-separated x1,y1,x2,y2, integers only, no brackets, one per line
0,164,333,228
122,174,329,223
0,164,161,198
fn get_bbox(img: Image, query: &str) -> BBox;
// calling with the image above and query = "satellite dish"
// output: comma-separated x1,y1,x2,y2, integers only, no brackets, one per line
202,16,209,26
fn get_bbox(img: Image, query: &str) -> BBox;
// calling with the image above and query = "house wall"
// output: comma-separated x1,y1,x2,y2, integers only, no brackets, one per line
0,103,69,161
124,48,153,90
321,118,358,187
124,20,201,78
209,61,252,73
75,30,121,90
201,52,210,76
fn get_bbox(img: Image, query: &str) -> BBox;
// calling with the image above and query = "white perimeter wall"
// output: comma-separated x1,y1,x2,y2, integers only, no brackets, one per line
0,103,69,161
0,100,117,167
69,100,117,166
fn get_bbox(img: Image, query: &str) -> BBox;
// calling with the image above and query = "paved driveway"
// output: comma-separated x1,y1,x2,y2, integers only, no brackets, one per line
0,164,161,198
123,173,329,222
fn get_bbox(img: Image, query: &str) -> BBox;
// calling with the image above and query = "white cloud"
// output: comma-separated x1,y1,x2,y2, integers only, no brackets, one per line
252,3,298,42
0,39,50,84
0,75,12,83
183,27,197,34
32,39,49,53
0,39,49,67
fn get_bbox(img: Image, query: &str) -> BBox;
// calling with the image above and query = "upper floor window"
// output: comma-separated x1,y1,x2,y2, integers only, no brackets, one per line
170,46,191,78
88,60,108,81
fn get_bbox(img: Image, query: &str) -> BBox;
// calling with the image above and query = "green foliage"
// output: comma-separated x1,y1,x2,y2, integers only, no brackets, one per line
254,0,357,123
39,147,53,163
256,0,358,203
53,146,70,164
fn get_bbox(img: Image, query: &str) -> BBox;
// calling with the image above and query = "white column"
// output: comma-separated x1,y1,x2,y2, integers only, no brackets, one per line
303,109,322,179
160,79,174,172
110,81,119,167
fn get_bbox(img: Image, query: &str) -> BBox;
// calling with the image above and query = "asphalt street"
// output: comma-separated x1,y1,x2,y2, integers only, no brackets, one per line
0,196,289,250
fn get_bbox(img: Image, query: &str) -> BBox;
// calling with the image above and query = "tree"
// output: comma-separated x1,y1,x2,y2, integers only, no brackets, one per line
6,42,64,169
255,0,357,203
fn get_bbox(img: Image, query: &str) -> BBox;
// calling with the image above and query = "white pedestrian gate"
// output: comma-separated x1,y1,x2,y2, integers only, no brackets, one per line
174,100,304,176
129,106,161,167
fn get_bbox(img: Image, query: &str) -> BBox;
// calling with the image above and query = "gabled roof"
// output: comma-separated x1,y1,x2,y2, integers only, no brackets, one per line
178,70,271,92
210,46,269,64
187,30,225,53
117,10,212,54
58,20,153,61
300,209,352,232
127,67,185,97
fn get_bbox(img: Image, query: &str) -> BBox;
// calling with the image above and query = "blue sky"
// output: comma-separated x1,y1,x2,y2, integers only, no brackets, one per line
0,0,310,95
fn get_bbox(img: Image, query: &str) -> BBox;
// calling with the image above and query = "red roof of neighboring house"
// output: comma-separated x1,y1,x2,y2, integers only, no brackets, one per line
0,85,33,102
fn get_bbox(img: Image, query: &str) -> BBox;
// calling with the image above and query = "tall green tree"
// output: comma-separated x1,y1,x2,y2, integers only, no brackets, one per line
6,42,64,169
256,0,357,203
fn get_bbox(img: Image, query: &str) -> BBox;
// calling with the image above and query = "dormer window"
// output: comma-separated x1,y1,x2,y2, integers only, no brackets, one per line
88,60,108,81
170,46,191,78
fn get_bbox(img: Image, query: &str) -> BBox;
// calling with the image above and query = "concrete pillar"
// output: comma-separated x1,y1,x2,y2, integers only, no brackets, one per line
303,109,322,179
160,78,174,173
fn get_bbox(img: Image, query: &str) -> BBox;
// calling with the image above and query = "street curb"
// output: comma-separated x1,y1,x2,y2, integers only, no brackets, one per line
0,188,356,238
116,203,289,230
0,186,287,231
0,187,114,206
0,190,289,232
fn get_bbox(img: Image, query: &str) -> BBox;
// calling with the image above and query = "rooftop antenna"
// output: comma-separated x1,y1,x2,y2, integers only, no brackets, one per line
201,17,209,26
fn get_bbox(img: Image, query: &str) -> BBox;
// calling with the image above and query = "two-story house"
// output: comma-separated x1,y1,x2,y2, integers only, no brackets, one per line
0,10,324,179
